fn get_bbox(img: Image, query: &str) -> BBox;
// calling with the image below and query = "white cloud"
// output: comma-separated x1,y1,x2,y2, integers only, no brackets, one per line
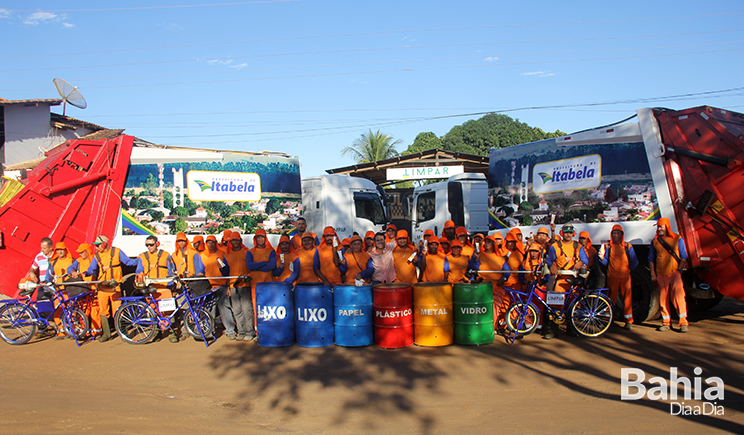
0,9,10,19
23,11,58,25
484,57,499,62
230,63,247,70
522,71,556,77
62,22,75,28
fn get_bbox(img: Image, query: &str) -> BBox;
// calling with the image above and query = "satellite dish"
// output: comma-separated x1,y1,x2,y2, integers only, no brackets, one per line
53,78,87,115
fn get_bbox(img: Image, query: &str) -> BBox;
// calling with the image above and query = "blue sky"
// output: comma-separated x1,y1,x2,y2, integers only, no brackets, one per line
2,1,742,177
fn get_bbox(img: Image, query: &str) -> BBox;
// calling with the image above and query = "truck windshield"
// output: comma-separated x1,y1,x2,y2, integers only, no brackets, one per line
354,192,386,225
416,191,436,223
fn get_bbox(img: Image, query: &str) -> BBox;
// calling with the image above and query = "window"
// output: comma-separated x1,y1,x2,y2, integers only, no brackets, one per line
354,192,386,224
416,191,436,223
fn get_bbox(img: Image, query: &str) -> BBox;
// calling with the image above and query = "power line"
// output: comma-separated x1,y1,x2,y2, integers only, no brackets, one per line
137,86,744,140
4,46,742,92
2,29,741,73
2,12,743,59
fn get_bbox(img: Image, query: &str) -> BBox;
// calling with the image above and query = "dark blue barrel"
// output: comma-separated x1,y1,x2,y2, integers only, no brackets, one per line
295,283,334,347
256,282,295,347
333,285,374,347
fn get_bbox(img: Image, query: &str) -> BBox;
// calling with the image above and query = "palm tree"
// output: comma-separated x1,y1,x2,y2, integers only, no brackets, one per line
341,129,402,163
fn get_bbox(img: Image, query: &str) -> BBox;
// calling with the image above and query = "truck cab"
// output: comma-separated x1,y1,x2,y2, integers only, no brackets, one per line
411,173,488,242
301,174,388,239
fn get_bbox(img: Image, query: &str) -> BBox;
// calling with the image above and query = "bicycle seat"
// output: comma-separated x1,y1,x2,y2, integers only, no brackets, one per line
138,286,158,295
566,277,586,287
19,289,34,297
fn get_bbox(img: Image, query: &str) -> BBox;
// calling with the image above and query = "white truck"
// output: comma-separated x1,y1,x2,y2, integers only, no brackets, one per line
410,173,489,242
301,174,388,239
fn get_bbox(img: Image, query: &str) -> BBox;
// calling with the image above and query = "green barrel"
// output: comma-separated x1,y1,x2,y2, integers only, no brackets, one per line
453,282,494,345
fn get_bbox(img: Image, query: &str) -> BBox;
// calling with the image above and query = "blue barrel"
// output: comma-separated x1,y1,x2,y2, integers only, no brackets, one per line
333,285,374,347
295,283,334,347
256,282,295,347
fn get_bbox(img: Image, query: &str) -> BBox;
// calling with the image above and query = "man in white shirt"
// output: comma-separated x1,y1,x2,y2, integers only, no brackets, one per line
26,237,55,299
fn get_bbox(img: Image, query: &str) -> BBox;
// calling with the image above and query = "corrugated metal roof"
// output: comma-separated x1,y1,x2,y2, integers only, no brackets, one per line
50,113,108,131
0,98,63,106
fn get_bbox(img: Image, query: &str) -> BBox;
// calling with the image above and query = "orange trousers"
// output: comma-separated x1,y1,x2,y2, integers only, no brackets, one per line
657,272,688,326
607,274,633,324
492,285,510,328
98,289,122,319
86,295,101,332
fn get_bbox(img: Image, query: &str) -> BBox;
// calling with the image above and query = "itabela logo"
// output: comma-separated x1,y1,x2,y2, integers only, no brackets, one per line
537,172,553,183
194,180,212,192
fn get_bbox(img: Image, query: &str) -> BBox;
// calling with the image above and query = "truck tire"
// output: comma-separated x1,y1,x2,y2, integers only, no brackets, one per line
614,266,660,323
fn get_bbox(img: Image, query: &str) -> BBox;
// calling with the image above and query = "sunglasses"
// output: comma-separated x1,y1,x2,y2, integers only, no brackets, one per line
145,243,156,247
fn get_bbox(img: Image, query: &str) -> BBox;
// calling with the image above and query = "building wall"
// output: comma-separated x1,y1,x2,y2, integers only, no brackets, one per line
3,104,95,168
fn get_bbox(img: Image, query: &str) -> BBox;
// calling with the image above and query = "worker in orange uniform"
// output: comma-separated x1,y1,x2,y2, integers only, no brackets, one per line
291,217,312,250
446,240,471,283
341,238,351,255
393,230,418,284
172,232,204,278
534,227,554,253
578,231,602,289
493,232,509,256
316,227,344,285
46,242,75,340
223,232,256,341
649,217,689,333
135,235,179,342
471,236,510,332
385,224,398,243
544,224,584,339
82,235,137,342
200,235,230,338
297,232,329,284
274,235,300,284
597,224,639,330
520,243,545,287
441,220,457,243
455,227,475,259
68,243,101,337
247,229,276,327
511,228,526,256
191,235,205,253
439,238,451,256
364,231,376,252
472,233,485,255
340,235,374,284
504,232,524,292
419,236,448,282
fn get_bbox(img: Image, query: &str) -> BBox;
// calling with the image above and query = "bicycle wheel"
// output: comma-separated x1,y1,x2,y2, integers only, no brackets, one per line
0,303,37,345
114,301,158,344
184,307,214,340
64,308,90,341
505,302,539,336
570,293,613,337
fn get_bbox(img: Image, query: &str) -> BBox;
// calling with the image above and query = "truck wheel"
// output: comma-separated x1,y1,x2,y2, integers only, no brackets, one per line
615,266,660,323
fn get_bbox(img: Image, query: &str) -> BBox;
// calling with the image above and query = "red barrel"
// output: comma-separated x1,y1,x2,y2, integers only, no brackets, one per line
373,283,413,349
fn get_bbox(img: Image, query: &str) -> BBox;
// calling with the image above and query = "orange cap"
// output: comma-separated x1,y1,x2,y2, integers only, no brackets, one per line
76,243,91,253
396,229,409,239
350,235,363,243
493,232,504,241
341,238,351,246
206,235,218,243
455,226,468,236
323,226,336,236
302,232,316,240
424,229,434,237
444,220,456,228
230,232,243,241
365,231,375,240
176,232,188,242
450,239,462,248
537,227,550,235
528,242,542,252
505,232,518,242
279,235,291,244
54,241,67,250
192,235,204,244
428,236,440,244
255,229,267,237
386,224,397,231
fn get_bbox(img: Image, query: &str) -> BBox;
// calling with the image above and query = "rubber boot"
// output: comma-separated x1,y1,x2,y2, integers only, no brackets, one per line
542,310,557,340
168,316,181,343
98,315,111,342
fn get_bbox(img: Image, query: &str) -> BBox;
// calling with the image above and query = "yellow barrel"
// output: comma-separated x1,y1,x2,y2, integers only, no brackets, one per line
413,282,453,347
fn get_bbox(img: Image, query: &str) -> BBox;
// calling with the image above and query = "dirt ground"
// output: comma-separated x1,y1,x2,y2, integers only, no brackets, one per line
1,298,743,435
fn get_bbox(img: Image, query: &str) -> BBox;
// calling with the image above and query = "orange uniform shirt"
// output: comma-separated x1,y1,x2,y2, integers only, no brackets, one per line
318,244,343,284
422,253,447,282
225,247,250,286
200,250,228,286
297,247,320,283
393,246,418,284
446,254,469,283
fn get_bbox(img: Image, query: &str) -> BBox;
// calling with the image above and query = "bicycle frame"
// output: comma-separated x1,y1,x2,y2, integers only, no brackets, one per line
117,285,217,347
0,284,94,346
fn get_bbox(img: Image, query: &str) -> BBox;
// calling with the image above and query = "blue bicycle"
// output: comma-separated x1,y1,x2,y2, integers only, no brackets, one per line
0,281,92,346
503,268,614,344
113,275,221,347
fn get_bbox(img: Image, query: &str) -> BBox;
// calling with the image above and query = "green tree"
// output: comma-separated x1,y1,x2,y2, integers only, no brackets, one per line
342,129,401,163
401,132,443,155
265,198,282,215
147,210,164,222
173,206,189,217
170,218,187,234
141,173,158,195
519,201,534,212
